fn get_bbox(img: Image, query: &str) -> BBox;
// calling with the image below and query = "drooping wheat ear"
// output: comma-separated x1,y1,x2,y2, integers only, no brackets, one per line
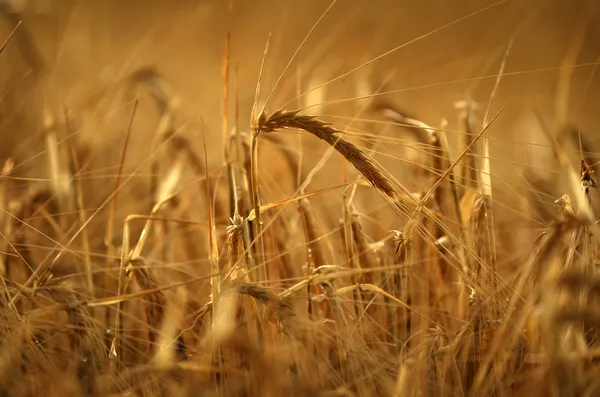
580,159,598,205
128,68,177,116
223,214,248,282
237,283,295,324
258,109,399,203
64,298,98,397
41,278,102,397
127,257,167,356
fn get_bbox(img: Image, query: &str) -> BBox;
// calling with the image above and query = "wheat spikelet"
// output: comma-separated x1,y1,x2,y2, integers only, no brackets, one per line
258,109,399,203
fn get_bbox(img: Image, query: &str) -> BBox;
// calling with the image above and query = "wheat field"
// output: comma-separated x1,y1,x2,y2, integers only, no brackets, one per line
0,0,600,396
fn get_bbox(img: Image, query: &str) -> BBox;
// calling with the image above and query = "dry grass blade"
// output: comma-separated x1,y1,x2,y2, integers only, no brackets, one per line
221,0,232,163
0,19,20,54
1,7,45,72
202,121,220,289
535,113,594,224
246,181,364,222
261,0,338,113
63,111,94,299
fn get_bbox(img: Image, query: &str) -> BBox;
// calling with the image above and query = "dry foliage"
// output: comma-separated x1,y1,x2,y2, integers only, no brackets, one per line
1,1,600,396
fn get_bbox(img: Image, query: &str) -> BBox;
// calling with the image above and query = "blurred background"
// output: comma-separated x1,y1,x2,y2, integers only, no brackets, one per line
0,0,599,278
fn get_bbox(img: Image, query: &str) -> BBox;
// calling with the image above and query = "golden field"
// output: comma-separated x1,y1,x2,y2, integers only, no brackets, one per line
0,1,599,396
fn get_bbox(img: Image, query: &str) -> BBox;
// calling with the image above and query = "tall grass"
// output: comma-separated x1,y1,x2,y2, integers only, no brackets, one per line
0,1,600,396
